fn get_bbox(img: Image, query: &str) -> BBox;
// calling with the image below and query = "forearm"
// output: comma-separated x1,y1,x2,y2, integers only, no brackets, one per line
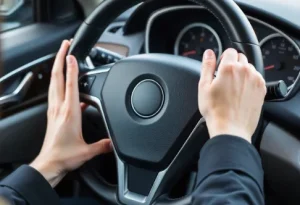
0,165,61,205
192,135,264,205
30,156,66,188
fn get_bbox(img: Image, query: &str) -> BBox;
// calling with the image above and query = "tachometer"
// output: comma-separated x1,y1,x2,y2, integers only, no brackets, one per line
174,23,222,62
261,33,300,87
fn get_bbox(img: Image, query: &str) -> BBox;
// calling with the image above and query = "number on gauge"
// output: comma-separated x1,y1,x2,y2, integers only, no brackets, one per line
261,34,300,87
174,23,222,62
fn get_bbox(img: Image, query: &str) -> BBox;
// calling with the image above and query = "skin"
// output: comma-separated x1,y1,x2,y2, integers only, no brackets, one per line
198,48,266,142
30,40,112,187
30,41,266,187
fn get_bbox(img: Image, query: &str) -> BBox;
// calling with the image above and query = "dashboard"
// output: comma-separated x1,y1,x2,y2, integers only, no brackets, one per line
145,5,300,89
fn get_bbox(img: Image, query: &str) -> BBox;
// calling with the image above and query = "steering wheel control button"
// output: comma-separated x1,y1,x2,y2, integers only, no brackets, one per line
131,80,164,118
79,75,96,93
89,47,123,65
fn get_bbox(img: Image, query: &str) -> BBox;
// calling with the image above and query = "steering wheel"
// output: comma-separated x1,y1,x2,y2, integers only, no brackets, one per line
69,0,264,204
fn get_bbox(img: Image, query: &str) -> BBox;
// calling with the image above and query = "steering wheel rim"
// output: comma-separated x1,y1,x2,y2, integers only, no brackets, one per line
69,0,264,204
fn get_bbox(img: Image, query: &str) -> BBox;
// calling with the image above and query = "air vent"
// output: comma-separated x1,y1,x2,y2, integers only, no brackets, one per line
108,26,122,34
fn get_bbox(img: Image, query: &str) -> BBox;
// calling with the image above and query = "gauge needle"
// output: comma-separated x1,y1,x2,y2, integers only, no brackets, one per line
265,65,275,70
182,50,196,56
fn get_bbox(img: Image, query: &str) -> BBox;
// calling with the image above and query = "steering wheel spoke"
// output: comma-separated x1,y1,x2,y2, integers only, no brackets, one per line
79,64,112,110
116,118,208,205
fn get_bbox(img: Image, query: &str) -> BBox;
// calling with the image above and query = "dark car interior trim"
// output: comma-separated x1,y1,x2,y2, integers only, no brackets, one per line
1,23,80,76
1,1,300,204
0,53,55,83
145,5,205,54
0,72,34,107
0,103,48,164
261,122,300,203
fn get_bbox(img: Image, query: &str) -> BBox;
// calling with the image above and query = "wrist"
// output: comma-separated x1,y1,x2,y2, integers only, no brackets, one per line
206,116,252,143
30,156,66,188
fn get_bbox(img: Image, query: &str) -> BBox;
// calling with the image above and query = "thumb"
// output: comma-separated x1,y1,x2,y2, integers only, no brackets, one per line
200,49,217,86
88,139,113,159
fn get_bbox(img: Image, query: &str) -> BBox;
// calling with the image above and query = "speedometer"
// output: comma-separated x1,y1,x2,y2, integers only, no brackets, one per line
261,33,300,87
174,23,222,62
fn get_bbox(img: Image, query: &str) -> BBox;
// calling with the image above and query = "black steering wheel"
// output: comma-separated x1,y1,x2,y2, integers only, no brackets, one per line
69,0,264,204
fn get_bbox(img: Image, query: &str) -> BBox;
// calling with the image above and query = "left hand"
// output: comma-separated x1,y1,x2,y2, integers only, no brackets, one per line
30,40,112,187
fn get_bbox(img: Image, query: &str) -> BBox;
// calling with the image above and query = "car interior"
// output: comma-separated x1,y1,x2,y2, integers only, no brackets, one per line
1,0,300,204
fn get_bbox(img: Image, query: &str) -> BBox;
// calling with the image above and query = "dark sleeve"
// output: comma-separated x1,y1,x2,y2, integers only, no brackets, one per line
192,135,264,205
0,165,60,205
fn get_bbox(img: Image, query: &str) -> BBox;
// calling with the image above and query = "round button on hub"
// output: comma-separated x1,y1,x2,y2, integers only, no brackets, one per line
131,80,164,118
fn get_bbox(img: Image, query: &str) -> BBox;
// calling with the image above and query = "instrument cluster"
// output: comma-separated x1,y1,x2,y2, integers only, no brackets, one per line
146,6,300,89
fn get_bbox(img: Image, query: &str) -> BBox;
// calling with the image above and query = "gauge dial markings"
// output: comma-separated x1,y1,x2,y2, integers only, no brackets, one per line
174,23,222,62
260,33,300,87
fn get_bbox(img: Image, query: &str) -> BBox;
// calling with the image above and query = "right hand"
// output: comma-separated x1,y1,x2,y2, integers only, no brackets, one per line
198,48,266,143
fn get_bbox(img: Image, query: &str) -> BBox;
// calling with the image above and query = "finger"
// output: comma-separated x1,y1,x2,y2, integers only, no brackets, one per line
248,63,257,73
200,49,217,86
88,139,113,158
220,48,238,65
49,40,70,104
238,53,248,64
248,64,266,90
80,103,89,112
65,55,79,104
249,64,266,87
218,48,239,76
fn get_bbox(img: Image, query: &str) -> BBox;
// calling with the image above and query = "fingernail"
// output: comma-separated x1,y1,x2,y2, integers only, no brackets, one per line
66,56,73,65
204,49,214,60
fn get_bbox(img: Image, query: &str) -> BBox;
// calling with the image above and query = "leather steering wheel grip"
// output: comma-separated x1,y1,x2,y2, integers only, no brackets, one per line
69,0,264,204
68,0,141,69
69,0,263,75
199,0,259,44
197,0,264,75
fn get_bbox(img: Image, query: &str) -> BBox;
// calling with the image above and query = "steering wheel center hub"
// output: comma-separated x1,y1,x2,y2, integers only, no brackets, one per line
131,80,164,118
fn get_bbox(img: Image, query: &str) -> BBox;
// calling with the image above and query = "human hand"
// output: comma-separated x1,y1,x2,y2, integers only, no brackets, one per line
198,48,266,143
30,40,112,187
